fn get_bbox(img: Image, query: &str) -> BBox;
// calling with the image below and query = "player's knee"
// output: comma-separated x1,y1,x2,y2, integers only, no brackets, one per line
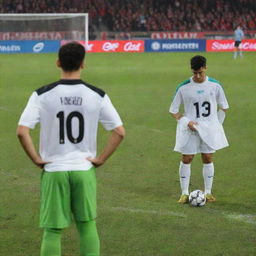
45,228,63,234
182,155,194,164
201,154,213,164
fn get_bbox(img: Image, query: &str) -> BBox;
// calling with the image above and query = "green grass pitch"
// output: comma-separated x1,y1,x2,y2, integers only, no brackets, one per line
0,52,256,256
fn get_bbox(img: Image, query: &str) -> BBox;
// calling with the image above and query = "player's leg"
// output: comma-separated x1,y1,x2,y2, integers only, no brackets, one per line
76,220,100,256
234,42,238,59
178,154,194,203
201,153,216,202
70,168,99,255
40,171,72,256
234,48,237,59
239,43,243,58
177,132,199,203
40,228,62,256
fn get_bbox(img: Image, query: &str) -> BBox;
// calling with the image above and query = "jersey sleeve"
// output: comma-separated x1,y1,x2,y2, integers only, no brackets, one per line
18,92,41,129
99,94,123,130
169,89,183,114
216,86,229,109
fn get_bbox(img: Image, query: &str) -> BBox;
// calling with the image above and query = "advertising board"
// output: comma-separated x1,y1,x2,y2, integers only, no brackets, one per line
62,40,145,53
207,39,256,52
145,39,206,52
0,40,60,53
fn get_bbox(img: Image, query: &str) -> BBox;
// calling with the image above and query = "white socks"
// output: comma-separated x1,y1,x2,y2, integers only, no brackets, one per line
203,163,214,195
179,162,191,195
179,162,214,195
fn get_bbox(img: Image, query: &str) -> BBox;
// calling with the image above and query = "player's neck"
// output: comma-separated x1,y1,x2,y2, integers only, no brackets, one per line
60,70,81,80
192,75,206,83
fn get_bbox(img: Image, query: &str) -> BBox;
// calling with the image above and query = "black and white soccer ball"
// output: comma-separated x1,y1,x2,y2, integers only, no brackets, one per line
189,190,206,207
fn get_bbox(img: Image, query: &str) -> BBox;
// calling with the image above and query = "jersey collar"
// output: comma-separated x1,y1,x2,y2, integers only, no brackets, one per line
190,76,208,84
59,79,83,85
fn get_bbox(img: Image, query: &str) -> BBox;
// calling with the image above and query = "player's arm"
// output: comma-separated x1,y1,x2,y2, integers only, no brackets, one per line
17,92,47,168
87,126,125,167
16,125,48,169
217,85,229,123
87,94,125,167
171,112,197,131
169,90,197,131
171,112,182,120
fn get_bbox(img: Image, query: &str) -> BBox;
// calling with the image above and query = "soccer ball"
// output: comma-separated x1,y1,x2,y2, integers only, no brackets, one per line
189,190,206,207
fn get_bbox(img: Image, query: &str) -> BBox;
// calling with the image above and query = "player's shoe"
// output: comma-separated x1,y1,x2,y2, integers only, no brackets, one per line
178,194,189,204
205,194,216,202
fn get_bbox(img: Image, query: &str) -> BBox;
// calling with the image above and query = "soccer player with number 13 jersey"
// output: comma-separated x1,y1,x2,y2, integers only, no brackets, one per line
169,55,229,204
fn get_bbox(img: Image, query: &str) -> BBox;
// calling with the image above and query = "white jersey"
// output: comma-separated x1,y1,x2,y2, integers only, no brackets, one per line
169,76,229,151
18,79,123,172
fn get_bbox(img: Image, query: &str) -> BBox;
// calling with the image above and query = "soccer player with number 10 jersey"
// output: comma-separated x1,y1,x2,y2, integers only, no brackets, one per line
17,42,125,256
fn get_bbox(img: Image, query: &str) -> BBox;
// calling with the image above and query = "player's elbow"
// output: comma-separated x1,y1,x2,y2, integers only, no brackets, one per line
171,112,180,120
16,125,30,138
113,126,126,139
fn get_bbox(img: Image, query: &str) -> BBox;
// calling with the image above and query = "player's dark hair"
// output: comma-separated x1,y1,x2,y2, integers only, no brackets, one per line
58,42,85,72
190,55,206,70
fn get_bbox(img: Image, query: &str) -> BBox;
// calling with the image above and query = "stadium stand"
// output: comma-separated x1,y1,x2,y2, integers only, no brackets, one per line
1,0,256,32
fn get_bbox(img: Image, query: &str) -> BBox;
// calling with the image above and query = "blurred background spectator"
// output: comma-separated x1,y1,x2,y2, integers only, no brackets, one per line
1,0,255,32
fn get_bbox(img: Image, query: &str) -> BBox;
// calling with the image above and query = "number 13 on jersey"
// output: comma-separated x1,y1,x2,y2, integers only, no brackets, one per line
193,101,211,118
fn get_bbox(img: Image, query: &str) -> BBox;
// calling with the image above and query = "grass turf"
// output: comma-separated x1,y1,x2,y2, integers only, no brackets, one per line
0,52,256,256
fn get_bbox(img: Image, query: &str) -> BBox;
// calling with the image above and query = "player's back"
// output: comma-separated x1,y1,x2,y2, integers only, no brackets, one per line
36,80,105,166
24,79,109,171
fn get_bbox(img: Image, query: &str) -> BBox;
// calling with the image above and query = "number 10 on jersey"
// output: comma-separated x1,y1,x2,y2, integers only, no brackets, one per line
56,111,84,144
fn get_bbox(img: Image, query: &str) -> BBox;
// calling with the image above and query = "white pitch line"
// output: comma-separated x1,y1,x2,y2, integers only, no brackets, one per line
0,170,19,178
224,213,256,225
109,206,187,218
109,206,256,224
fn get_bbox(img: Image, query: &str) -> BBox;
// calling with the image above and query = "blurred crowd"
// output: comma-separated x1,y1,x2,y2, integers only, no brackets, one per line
1,0,256,32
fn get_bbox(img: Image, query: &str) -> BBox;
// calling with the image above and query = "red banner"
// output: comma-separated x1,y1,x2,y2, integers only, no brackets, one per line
207,39,256,52
62,40,144,53
151,32,205,39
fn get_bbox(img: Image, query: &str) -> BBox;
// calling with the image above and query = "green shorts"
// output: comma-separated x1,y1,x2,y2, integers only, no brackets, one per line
40,167,97,229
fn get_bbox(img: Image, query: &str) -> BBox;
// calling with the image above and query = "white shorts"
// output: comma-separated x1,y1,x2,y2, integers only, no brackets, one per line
175,131,216,155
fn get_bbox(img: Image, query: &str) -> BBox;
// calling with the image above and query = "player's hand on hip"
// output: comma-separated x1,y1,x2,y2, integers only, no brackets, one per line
33,159,51,169
188,121,198,131
87,157,105,168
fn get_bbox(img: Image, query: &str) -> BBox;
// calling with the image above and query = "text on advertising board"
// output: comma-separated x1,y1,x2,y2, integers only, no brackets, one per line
65,40,145,53
207,39,256,52
145,39,206,52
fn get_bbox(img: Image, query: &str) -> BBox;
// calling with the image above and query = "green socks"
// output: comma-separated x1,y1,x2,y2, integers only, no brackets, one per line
76,220,100,256
40,228,62,256
40,220,99,256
